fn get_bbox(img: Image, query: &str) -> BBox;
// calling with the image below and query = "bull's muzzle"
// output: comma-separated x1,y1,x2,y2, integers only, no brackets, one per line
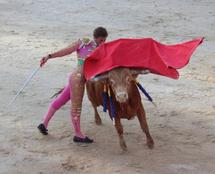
115,91,128,103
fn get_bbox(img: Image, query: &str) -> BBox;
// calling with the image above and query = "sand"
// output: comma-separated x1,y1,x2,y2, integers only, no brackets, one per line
0,0,215,173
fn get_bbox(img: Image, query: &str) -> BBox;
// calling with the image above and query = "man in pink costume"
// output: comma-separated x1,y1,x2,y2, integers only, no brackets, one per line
37,27,108,143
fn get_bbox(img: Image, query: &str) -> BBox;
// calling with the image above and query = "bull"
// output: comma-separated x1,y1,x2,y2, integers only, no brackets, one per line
86,67,154,151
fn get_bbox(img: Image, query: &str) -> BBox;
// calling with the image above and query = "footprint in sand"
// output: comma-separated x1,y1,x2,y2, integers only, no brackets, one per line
10,30,19,35
126,162,144,173
61,157,92,172
0,148,10,157
206,134,215,143
58,132,71,140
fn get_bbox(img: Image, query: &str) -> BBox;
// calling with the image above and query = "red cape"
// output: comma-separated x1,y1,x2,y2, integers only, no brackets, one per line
84,37,204,80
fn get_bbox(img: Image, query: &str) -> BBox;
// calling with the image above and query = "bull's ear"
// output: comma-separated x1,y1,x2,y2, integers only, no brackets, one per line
130,69,150,80
89,73,108,82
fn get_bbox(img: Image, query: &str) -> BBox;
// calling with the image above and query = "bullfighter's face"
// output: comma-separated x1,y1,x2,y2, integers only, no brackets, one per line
94,37,107,46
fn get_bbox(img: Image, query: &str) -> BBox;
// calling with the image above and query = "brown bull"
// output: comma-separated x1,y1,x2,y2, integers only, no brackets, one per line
86,67,154,151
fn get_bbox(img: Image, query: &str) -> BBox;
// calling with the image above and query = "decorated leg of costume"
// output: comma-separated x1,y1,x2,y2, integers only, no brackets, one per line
42,82,70,128
70,67,86,139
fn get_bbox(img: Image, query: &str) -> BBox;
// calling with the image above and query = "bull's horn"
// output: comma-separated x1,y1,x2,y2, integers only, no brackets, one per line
90,73,108,81
131,69,150,75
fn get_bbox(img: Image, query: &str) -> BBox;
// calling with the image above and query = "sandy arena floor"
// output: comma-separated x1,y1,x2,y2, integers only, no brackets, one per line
0,0,215,173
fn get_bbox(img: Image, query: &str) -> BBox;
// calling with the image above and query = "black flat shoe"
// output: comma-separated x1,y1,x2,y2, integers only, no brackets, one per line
73,136,93,143
37,123,48,135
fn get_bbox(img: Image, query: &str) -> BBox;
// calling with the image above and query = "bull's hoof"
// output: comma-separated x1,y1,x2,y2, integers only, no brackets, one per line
95,118,102,125
120,140,127,151
147,139,154,149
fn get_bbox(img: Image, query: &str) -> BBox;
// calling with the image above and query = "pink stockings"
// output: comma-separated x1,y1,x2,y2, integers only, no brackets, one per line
70,67,86,138
42,69,86,138
42,84,70,128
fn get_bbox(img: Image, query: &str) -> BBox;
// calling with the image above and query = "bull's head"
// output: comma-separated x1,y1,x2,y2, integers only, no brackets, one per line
91,68,149,103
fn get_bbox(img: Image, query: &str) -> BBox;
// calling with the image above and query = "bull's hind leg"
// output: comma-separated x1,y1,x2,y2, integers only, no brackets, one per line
115,117,127,151
137,104,154,149
93,106,102,125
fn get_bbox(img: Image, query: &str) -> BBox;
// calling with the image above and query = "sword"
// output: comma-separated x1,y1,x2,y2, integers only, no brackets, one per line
8,66,41,107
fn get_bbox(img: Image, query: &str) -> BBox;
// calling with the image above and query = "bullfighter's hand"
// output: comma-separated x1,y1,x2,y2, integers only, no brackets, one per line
40,56,49,67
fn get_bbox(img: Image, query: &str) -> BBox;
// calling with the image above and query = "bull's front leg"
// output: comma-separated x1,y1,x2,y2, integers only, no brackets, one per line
136,104,154,149
115,117,127,151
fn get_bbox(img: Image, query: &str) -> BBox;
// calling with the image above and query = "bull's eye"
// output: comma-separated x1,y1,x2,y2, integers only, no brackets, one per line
110,79,115,86
126,76,131,83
